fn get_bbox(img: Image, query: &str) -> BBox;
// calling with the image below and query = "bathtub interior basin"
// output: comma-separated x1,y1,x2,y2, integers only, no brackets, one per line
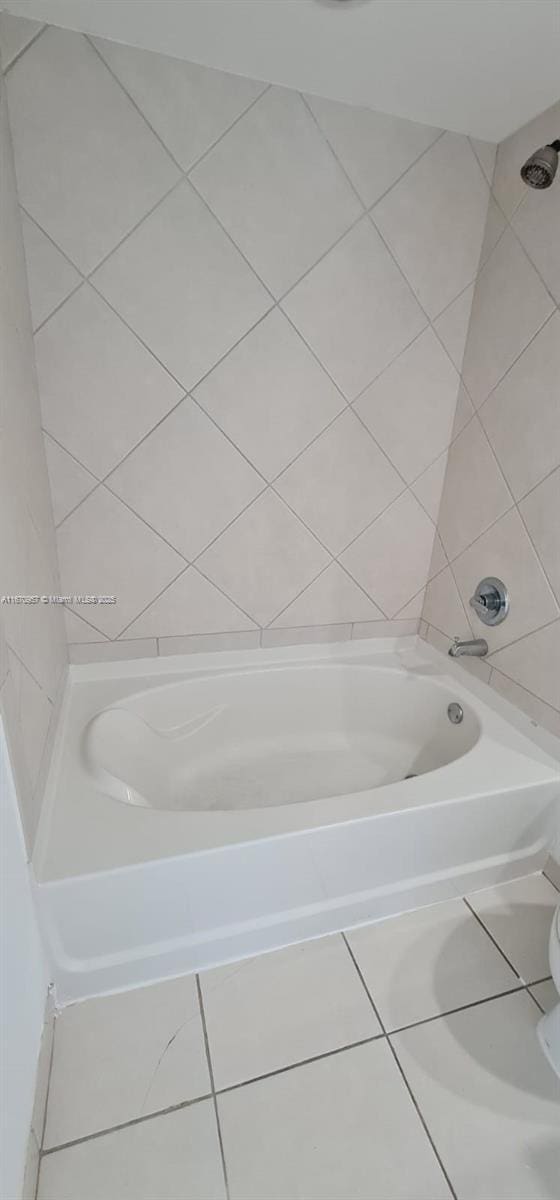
83,664,480,811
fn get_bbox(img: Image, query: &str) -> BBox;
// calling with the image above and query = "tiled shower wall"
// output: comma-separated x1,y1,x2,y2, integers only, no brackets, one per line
421,101,560,738
0,69,67,851
2,16,494,663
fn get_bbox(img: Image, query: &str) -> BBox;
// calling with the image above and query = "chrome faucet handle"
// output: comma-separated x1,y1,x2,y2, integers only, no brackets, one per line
469,577,509,626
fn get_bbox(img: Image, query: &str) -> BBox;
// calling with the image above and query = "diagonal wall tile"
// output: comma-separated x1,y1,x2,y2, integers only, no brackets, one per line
519,468,560,602
411,453,447,523
35,284,183,478
21,211,81,331
197,490,330,626
0,13,44,70
305,94,441,207
469,138,496,185
57,487,184,637
92,36,266,171
423,566,470,638
92,180,271,390
478,312,560,500
354,328,462,482
452,508,559,653
43,434,97,526
282,217,426,400
190,86,362,297
341,491,437,617
461,229,554,408
373,133,489,317
433,283,474,372
275,409,403,555
511,183,560,304
6,27,180,273
436,418,512,561
193,309,344,480
108,398,264,560
271,562,383,627
489,621,560,712
123,567,257,639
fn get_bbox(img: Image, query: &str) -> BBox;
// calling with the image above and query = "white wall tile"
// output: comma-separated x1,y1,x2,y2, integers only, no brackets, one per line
283,217,426,400
479,312,560,500
341,491,437,617
0,13,44,70
191,86,362,296
57,487,184,638
6,27,180,273
433,283,474,372
354,328,462,482
43,436,97,526
275,409,403,554
124,567,257,639
20,211,80,331
462,229,554,408
519,469,560,602
512,183,560,304
452,508,559,653
35,284,182,478
69,639,157,665
194,309,344,481
271,562,383,627
158,631,260,656
469,138,497,185
436,418,512,560
92,36,266,171
108,398,264,560
489,669,560,738
352,619,419,639
261,624,352,647
306,94,441,207
197,490,330,626
423,567,471,638
64,607,107,645
92,181,271,390
373,132,489,317
489,620,560,712
411,453,447,523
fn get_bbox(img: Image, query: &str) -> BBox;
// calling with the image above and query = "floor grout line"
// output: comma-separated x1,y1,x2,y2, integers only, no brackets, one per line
341,933,458,1200
462,898,522,978
40,1092,213,1158
196,975,230,1200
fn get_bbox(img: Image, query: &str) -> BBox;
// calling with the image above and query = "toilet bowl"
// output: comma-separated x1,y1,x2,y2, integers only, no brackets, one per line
538,905,560,1078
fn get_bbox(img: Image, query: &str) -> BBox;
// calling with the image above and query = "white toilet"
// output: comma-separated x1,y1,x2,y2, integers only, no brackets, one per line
538,905,560,1078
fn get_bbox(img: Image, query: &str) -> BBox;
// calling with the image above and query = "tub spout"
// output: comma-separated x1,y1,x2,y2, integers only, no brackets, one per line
449,637,488,658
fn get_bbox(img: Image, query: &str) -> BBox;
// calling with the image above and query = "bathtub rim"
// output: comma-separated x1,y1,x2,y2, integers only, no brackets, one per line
33,636,560,885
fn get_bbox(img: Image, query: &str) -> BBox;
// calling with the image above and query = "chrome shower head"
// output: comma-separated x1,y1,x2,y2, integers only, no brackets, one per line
520,140,560,189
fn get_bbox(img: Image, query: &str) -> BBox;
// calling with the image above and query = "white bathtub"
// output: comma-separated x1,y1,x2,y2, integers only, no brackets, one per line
34,637,560,1004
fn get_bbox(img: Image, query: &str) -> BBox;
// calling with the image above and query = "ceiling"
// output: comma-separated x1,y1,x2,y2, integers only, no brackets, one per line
4,0,560,142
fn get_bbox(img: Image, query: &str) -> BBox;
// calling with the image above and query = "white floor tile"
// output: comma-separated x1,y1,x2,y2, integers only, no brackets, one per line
44,975,210,1149
201,934,380,1090
347,898,518,1031
467,874,559,984
393,991,560,1200
530,980,558,1014
38,1101,225,1200
218,1039,451,1200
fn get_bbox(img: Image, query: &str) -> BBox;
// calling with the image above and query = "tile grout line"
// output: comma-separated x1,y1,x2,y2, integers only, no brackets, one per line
341,934,458,1200
35,1011,57,1197
462,899,522,978
196,976,230,1200
2,21,47,73
40,1092,213,1158
37,957,555,1162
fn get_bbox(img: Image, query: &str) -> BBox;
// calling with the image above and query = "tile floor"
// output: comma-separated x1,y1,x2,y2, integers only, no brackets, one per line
35,872,560,1199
